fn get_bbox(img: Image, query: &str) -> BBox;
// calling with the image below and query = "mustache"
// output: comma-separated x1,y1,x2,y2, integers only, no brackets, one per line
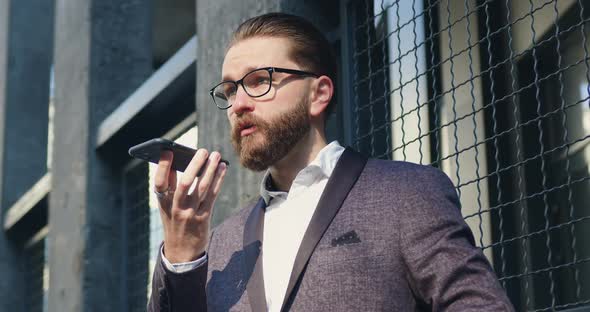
232,115,268,134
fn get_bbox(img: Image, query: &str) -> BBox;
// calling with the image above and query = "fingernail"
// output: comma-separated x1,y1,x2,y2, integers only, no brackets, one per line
198,149,207,158
218,162,227,170
210,152,220,161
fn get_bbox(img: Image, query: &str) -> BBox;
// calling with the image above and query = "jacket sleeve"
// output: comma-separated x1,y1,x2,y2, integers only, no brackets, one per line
147,245,208,312
399,168,515,311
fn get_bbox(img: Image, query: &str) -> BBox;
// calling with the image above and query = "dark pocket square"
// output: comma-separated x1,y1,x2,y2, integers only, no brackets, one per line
331,230,361,247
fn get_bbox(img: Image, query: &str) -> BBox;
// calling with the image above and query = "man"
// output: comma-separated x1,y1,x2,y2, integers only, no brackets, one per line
148,12,514,312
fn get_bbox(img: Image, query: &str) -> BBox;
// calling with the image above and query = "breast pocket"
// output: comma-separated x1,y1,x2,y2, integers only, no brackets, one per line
310,239,387,267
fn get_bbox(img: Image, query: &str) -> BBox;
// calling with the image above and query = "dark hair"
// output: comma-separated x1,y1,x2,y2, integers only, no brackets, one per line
228,12,337,118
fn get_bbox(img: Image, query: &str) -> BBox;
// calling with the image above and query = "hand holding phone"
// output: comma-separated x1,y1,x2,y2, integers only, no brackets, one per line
128,138,229,174
128,138,229,263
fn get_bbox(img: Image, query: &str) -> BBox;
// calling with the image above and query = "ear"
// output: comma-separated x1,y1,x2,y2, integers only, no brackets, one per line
309,76,334,118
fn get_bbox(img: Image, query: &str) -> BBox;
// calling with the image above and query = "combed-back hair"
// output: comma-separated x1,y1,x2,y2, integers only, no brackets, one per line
228,12,337,117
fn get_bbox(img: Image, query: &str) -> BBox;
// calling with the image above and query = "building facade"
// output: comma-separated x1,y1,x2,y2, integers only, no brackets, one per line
0,0,589,311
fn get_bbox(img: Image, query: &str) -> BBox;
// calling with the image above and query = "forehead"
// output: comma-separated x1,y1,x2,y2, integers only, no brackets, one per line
221,36,296,80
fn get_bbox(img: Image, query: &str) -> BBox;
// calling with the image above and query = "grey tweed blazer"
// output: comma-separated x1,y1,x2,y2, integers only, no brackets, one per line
148,148,514,312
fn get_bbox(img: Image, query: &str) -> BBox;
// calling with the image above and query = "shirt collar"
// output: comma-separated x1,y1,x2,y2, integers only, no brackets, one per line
259,141,345,205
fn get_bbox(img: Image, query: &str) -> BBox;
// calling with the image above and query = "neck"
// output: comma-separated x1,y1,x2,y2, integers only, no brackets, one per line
269,127,327,192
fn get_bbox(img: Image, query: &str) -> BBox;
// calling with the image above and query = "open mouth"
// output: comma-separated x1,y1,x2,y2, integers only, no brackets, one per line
239,123,257,137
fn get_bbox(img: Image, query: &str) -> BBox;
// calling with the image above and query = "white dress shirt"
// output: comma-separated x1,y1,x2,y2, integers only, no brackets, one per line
162,141,345,312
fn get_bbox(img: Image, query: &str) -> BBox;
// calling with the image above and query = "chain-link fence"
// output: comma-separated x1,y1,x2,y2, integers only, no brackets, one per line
25,238,47,312
347,0,590,310
124,126,197,311
123,161,150,312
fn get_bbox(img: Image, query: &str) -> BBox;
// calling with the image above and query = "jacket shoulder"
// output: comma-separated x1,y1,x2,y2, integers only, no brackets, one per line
363,159,454,188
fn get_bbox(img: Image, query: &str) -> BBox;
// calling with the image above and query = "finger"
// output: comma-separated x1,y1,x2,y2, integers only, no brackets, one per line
199,162,228,215
156,151,175,219
175,149,209,199
158,168,177,213
193,151,222,204
168,167,177,192
154,150,173,193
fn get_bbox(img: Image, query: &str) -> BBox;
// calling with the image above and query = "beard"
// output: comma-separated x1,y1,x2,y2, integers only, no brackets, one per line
231,98,311,171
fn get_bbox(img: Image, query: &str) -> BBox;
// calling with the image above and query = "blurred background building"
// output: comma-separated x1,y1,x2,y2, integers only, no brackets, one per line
0,0,588,311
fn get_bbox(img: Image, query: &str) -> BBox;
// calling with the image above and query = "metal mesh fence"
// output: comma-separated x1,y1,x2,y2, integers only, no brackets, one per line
123,160,167,312
25,238,47,312
124,126,197,311
346,0,590,310
124,161,150,312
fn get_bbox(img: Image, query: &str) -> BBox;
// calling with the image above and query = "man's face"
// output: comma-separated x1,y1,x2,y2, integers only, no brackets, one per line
222,37,313,171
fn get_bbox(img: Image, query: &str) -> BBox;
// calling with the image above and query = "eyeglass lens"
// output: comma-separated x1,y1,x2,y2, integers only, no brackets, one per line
212,68,272,108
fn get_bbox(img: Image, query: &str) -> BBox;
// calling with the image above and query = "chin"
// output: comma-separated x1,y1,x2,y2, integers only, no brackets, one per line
240,141,267,161
240,131,264,149
243,141,286,171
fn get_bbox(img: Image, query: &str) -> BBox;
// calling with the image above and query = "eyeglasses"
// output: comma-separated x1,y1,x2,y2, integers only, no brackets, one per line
209,67,319,110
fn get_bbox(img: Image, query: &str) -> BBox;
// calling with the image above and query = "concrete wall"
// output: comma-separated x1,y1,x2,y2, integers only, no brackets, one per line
153,0,195,67
1,0,52,211
48,0,152,310
0,2,24,310
196,0,280,226
0,0,54,310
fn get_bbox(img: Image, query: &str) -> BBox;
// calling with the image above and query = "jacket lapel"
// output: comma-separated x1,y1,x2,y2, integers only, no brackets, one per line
243,198,267,312
280,148,368,311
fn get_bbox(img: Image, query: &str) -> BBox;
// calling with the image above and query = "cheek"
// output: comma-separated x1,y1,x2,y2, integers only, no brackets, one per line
261,108,284,123
227,111,235,126
277,83,309,106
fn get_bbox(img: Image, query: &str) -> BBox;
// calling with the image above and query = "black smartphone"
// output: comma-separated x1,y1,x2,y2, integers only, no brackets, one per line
128,138,229,174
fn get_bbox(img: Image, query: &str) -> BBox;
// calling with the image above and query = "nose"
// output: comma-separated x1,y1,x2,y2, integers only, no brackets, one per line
230,85,254,115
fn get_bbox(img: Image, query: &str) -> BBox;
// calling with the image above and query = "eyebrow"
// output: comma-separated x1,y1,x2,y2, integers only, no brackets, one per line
221,65,267,81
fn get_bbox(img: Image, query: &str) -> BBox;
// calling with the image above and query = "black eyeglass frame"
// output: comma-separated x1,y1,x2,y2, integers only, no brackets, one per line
209,67,320,110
